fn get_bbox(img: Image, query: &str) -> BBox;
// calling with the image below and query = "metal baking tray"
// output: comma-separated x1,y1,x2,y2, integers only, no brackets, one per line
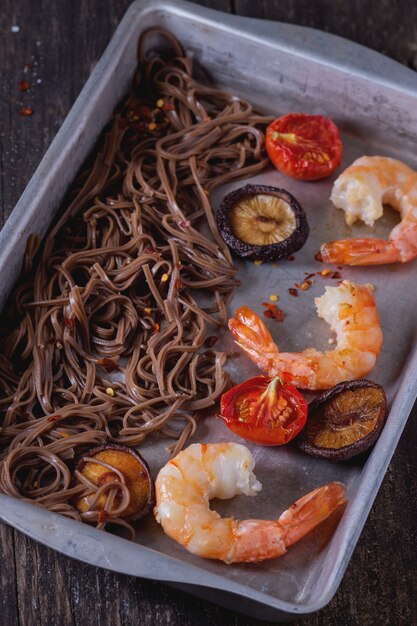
1,0,417,620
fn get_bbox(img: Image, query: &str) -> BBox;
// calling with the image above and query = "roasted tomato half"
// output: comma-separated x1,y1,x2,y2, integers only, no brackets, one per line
219,376,308,445
266,113,342,181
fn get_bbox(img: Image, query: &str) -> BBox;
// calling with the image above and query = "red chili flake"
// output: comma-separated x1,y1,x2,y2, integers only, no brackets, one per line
294,283,300,289
175,278,182,289
19,80,30,92
137,121,149,132
304,272,316,280
204,335,218,348
47,414,62,423
262,302,284,322
64,318,75,328
315,251,323,262
289,288,298,297
153,323,160,334
163,103,175,111
98,357,119,373
20,107,33,116
331,271,342,279
98,510,109,524
287,255,295,261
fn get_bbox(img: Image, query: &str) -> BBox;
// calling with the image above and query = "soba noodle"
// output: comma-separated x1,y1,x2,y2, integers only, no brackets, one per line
0,29,271,535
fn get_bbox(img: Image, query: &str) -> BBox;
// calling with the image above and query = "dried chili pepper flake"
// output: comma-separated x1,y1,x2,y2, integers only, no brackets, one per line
19,80,30,91
98,357,119,373
175,278,182,289
19,107,33,116
331,271,342,279
204,335,218,348
105,387,115,397
304,272,316,280
294,283,300,289
58,431,70,438
315,251,323,262
137,121,149,132
287,255,295,261
64,318,75,328
153,323,160,334
47,415,61,423
98,510,110,524
262,302,284,322
148,122,157,131
269,294,279,302
289,288,298,297
164,103,175,111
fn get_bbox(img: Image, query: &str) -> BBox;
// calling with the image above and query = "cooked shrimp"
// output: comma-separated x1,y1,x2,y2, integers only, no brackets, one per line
228,280,382,390
154,442,346,563
321,156,417,265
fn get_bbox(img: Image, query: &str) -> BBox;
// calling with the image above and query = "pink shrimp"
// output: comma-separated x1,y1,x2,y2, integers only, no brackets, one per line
154,442,346,563
228,280,383,390
321,156,417,265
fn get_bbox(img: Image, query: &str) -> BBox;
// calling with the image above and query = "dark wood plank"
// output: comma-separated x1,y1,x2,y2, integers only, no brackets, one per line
0,524,19,626
1,1,417,625
234,0,417,69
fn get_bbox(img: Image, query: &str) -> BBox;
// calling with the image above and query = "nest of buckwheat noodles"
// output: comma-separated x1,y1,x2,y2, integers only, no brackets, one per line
0,29,272,536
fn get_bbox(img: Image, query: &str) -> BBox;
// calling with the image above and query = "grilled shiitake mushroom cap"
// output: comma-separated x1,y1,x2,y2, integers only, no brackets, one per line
216,184,309,261
297,379,387,461
74,444,154,521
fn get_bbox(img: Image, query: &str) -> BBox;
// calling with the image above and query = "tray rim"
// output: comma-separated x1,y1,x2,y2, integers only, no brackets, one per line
1,0,417,619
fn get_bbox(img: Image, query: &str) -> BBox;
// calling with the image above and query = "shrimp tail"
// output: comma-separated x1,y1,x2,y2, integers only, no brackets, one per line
228,306,281,375
280,481,347,548
321,238,400,265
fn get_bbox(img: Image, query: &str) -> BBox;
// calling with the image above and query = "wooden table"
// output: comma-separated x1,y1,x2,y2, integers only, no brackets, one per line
1,2,417,624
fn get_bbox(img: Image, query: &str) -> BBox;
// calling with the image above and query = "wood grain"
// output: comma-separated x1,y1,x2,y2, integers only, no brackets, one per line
1,1,417,625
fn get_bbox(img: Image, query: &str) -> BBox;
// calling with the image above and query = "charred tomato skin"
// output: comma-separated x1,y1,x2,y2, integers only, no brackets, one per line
75,443,155,521
297,379,387,461
266,113,342,181
216,184,309,261
219,375,308,446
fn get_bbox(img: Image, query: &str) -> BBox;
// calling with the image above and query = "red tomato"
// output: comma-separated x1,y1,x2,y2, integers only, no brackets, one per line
265,113,342,181
219,376,308,446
